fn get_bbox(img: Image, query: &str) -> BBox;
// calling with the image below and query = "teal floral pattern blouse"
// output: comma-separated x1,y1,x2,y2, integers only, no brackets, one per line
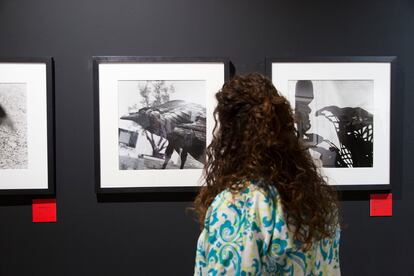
194,181,340,275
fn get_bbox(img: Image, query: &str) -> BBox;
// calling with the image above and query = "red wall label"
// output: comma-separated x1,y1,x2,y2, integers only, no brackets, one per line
370,193,392,217
32,199,57,223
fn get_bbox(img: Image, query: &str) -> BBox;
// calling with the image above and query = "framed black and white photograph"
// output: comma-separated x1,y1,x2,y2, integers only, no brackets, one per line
0,58,55,195
267,57,395,189
94,57,230,192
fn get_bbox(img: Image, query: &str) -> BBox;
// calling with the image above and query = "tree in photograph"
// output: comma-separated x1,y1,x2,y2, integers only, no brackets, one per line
135,81,175,158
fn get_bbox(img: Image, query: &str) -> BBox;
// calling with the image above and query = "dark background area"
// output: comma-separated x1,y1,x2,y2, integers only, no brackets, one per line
0,0,413,275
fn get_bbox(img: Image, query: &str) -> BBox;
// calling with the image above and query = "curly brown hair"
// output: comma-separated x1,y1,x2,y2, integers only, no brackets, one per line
194,73,339,249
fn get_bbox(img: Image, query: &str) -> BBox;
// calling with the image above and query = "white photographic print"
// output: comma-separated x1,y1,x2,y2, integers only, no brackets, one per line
270,59,393,186
95,58,227,190
118,80,206,170
289,80,374,169
0,83,28,169
0,60,53,193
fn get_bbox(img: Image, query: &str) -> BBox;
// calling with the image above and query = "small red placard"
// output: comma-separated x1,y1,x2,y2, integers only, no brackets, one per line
32,199,57,223
370,193,392,217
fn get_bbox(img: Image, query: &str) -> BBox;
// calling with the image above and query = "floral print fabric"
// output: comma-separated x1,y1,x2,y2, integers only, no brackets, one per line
194,181,340,275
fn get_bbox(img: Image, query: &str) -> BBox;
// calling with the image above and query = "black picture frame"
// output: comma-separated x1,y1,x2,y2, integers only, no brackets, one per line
265,56,397,191
0,57,55,195
93,56,231,193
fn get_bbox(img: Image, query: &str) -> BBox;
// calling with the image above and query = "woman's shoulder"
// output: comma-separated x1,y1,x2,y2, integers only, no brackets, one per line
211,179,278,208
204,180,280,227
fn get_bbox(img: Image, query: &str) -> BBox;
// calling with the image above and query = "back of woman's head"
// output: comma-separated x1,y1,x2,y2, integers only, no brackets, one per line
214,73,297,178
194,73,339,249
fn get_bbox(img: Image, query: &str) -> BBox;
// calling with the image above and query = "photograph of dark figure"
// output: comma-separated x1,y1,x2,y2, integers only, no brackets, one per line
118,80,206,170
290,80,374,168
0,83,28,169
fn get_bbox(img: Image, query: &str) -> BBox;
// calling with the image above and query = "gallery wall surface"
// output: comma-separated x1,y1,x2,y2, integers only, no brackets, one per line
0,0,413,275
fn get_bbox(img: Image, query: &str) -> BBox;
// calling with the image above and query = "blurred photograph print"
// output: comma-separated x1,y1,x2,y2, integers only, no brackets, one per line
0,59,53,194
0,83,28,169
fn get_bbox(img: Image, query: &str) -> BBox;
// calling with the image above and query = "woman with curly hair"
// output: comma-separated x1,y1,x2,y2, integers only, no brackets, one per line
193,73,340,275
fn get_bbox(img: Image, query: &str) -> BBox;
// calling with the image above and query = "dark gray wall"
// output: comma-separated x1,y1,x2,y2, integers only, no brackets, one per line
0,0,413,275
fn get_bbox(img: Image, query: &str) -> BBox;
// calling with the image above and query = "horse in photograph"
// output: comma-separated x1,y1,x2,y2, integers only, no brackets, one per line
121,100,206,169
